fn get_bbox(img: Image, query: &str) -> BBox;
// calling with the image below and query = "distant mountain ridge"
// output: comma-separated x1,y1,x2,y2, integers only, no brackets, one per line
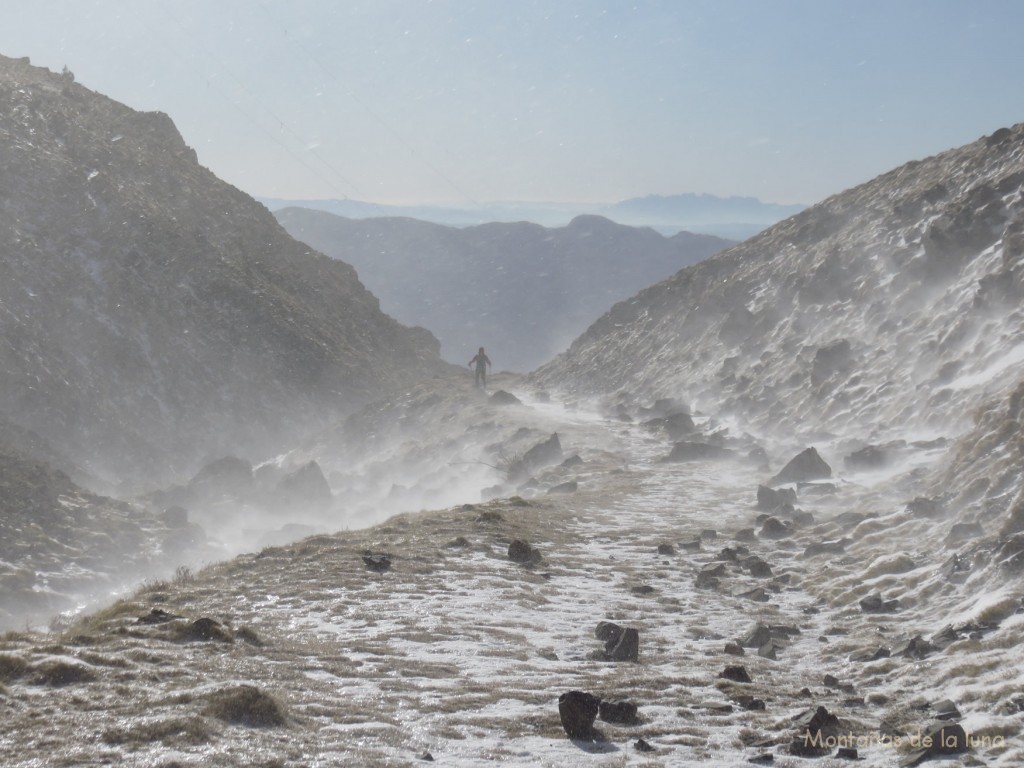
261,193,803,240
0,54,450,487
274,209,733,372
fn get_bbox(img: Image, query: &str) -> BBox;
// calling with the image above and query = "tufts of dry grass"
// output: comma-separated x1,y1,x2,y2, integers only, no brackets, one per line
102,716,211,745
29,659,97,686
204,684,287,727
0,652,29,682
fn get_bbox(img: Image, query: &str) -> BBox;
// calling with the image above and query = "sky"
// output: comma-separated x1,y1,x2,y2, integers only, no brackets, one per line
2,0,1023,207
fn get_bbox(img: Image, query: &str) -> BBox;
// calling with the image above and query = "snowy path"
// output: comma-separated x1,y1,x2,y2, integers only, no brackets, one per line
0,390,1019,767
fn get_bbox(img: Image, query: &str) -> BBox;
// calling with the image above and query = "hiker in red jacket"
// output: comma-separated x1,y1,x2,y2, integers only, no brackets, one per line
469,347,492,389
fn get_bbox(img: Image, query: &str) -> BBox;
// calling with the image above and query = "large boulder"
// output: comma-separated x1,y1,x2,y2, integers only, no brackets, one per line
769,448,831,485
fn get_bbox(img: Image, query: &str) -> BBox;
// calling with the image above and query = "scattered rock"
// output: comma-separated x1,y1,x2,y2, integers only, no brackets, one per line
804,539,850,557
900,722,968,765
745,556,774,578
931,699,961,721
734,694,766,710
849,646,891,662
418,751,434,761
748,753,774,764
678,538,702,552
759,517,791,539
657,543,676,556
835,746,859,760
859,592,899,613
630,584,655,596
757,484,797,510
724,641,745,656
560,454,584,468
719,665,752,683
634,738,655,753
599,699,639,725
789,705,841,757
474,510,502,523
205,685,286,727
507,539,542,564
663,442,736,462
770,447,832,485
892,635,935,660
558,690,600,739
906,496,944,518
739,624,772,648
178,617,233,643
362,552,392,573
489,390,522,406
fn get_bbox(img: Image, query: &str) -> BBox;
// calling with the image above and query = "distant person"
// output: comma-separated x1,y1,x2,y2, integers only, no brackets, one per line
469,347,492,389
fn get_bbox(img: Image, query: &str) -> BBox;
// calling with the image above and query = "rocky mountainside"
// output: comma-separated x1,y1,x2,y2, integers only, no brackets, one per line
274,208,731,372
533,123,1024,450
0,55,450,488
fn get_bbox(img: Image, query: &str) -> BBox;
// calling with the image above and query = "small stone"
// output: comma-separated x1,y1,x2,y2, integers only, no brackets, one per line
599,699,639,725
724,641,745,656
418,752,434,762
748,753,774,764
835,746,858,760
719,665,752,683
508,539,541,564
657,543,675,555
634,738,655,753
362,552,391,572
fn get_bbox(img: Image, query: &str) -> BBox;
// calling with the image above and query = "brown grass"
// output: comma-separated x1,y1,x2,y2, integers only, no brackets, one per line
102,716,211,745
204,685,287,727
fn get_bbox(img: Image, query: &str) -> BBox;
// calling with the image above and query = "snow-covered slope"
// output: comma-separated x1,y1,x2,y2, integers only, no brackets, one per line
533,123,1024,451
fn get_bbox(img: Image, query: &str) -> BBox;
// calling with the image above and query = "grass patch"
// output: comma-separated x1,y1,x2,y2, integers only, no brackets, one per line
30,659,97,686
205,685,287,727
102,716,211,745
0,653,29,682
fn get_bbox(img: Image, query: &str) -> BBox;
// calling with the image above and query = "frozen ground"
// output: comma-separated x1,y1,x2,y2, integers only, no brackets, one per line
0,386,1018,767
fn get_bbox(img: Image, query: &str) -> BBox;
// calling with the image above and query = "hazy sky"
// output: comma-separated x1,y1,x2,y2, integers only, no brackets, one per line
3,1,1023,206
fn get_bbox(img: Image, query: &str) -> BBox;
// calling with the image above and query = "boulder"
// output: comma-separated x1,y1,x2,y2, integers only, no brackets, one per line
759,517,791,539
757,484,797,510
362,552,392,573
272,460,332,512
595,621,639,661
558,690,600,739
719,665,752,683
769,448,832,485
507,539,542,564
900,722,968,766
489,390,523,406
789,705,841,757
523,433,562,469
598,699,639,725
859,592,899,613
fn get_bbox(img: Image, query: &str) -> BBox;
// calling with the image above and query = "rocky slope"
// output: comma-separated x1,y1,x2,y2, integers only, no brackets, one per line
274,208,731,371
533,123,1024,446
0,54,450,488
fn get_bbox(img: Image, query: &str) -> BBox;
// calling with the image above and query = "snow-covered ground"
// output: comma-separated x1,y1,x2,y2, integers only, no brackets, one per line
1,387,1017,766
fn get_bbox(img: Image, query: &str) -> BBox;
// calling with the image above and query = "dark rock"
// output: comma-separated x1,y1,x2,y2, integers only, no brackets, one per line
770,447,832,485
272,460,333,512
849,646,891,662
844,444,892,470
735,527,757,542
757,484,797,511
507,539,541,564
823,674,855,693
475,510,502,523
748,753,774,764
595,621,624,643
598,699,639,725
663,441,736,462
892,635,935,660
606,627,640,662
418,752,434,761
931,699,961,721
362,552,392,573
735,694,766,711
678,538,702,552
900,722,968,765
630,584,655,596
789,705,841,756
716,547,740,561
657,543,676,556
560,454,584,468
859,592,899,613
547,480,578,494
759,517,791,539
906,497,944,518
634,738,655,753
719,665,752,683
700,529,718,539
835,746,858,760
489,390,523,406
739,624,772,648
736,587,770,603
791,510,815,526
724,641,745,656
522,433,562,470
804,539,850,557
811,339,853,385
558,690,600,739
180,617,232,643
